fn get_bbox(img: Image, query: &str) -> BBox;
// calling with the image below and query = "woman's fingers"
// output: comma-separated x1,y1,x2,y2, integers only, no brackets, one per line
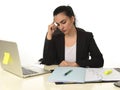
47,22,57,40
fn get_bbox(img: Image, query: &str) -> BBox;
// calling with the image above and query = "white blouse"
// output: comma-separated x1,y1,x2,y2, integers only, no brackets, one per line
65,43,76,62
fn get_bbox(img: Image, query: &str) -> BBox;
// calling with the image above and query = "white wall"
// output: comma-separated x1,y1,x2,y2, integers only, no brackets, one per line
0,0,120,67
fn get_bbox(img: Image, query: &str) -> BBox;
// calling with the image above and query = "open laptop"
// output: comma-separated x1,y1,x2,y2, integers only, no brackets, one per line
0,40,50,78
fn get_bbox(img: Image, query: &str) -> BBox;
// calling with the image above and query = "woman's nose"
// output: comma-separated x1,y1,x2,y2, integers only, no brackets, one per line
59,24,64,30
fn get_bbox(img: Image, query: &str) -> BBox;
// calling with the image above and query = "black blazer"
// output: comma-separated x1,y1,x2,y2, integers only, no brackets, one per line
40,28,104,67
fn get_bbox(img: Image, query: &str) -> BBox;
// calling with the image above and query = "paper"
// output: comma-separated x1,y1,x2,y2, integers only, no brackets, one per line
48,67,86,83
48,67,120,83
85,68,103,82
2,52,12,65
85,68,120,82
101,68,120,81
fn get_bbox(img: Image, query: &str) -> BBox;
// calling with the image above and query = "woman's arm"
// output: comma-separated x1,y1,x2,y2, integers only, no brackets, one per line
78,33,104,67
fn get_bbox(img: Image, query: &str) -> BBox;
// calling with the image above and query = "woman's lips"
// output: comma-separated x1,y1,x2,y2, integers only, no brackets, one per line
62,30,66,32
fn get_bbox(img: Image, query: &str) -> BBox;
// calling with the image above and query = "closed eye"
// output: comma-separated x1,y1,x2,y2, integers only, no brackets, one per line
56,20,66,26
61,20,66,24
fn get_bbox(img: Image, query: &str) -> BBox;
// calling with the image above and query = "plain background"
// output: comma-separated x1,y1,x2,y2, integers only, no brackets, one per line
0,0,120,67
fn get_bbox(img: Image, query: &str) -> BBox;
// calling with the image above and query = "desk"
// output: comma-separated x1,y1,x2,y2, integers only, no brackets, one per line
0,66,119,90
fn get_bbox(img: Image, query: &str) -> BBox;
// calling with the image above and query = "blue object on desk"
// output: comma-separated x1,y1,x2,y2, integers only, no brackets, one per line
48,67,86,83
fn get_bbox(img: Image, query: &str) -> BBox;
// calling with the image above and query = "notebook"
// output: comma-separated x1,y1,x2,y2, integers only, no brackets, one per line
48,67,120,83
0,40,50,78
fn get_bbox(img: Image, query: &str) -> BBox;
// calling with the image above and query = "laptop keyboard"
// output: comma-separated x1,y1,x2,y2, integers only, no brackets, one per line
22,67,37,75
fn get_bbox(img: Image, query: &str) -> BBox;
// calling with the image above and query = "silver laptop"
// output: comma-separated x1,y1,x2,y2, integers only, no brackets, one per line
0,40,50,78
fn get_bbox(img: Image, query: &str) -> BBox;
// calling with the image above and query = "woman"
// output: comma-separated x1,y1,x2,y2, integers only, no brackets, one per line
40,5,104,67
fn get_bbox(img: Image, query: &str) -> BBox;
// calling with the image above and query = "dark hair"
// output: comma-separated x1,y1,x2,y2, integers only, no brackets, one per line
53,5,76,26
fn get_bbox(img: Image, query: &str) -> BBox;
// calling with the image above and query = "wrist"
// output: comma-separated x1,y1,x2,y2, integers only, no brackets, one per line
47,33,52,40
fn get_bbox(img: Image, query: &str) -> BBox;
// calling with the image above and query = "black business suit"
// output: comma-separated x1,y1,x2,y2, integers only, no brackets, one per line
40,28,104,67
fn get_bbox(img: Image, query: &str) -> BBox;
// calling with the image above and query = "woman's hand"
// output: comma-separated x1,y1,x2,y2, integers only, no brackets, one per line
59,60,79,67
59,61,69,67
47,22,57,40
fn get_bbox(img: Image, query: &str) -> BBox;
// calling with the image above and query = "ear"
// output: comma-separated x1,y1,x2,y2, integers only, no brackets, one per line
71,16,75,23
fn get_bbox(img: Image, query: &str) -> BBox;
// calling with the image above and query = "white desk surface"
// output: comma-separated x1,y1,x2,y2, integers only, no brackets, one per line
0,66,119,90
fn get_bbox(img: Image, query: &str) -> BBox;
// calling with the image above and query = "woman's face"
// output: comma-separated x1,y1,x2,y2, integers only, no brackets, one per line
54,12,75,35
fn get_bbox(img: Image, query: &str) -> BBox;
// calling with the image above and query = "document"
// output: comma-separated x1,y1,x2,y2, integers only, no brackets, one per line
85,68,120,82
48,67,86,83
48,67,120,83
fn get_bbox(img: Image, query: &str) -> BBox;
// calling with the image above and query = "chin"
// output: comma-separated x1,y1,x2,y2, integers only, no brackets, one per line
62,31,68,34
63,32,67,35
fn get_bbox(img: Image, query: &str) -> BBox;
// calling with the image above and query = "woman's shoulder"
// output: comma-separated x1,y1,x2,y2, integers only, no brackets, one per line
76,27,91,33
76,27,93,37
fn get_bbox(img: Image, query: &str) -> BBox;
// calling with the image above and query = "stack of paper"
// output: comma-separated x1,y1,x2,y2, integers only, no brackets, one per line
48,67,120,83
48,67,86,83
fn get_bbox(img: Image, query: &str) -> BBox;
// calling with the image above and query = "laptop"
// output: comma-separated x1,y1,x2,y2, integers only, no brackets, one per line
0,40,50,78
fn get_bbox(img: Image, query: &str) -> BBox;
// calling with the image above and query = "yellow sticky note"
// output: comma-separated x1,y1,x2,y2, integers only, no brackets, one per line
2,52,12,65
104,70,112,75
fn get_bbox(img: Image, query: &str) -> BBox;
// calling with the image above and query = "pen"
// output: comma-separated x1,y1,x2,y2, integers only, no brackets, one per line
64,69,73,76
